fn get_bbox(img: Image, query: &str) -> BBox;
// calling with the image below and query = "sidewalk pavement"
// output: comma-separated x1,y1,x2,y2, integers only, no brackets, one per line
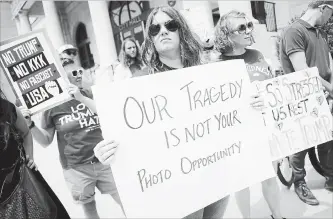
35,140,332,218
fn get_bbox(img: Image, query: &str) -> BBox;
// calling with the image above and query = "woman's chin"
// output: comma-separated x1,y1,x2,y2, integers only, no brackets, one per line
243,42,252,47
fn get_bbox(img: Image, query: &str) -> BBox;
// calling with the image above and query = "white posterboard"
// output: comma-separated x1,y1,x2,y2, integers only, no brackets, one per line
256,67,333,161
92,60,275,218
0,29,71,114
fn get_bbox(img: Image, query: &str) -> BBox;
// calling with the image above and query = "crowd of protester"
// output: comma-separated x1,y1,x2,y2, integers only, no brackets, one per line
1,1,332,218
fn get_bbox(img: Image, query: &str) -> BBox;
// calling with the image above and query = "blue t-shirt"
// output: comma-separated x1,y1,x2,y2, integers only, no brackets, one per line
41,92,102,169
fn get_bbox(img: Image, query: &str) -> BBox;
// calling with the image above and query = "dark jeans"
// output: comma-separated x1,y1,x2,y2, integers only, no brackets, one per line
290,140,333,183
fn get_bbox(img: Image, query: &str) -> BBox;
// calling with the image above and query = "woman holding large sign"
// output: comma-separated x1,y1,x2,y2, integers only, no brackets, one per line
94,6,231,219
214,10,285,219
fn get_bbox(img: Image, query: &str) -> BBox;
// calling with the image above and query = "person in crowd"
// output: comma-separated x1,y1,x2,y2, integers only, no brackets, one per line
214,10,286,219
113,38,145,80
0,89,70,219
279,0,333,204
19,62,124,219
93,6,230,219
58,44,97,88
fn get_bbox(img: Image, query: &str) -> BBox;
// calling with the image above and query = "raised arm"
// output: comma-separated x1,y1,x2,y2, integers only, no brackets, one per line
15,106,33,158
20,108,56,148
15,105,38,170
67,84,97,113
30,124,56,148
75,93,97,114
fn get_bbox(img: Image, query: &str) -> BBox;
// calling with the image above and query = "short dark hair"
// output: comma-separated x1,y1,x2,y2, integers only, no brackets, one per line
308,0,333,9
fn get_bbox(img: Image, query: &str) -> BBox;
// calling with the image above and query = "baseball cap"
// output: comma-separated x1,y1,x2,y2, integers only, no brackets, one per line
57,44,77,54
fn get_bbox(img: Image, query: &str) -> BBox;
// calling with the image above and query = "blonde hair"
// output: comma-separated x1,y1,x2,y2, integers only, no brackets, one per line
119,38,142,68
214,10,251,54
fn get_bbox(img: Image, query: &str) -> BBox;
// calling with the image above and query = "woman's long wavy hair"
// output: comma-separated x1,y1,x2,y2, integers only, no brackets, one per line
119,38,142,68
214,10,252,54
0,88,11,151
141,6,203,72
0,88,9,117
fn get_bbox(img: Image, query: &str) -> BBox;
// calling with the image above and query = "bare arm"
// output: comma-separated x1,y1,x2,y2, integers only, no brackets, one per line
68,84,97,113
288,51,309,71
15,106,34,158
289,51,333,94
30,124,56,148
75,94,97,113
19,108,56,148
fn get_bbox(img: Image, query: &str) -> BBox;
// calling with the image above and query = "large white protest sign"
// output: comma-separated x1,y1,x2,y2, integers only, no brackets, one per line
92,60,275,218
0,29,71,114
256,67,333,161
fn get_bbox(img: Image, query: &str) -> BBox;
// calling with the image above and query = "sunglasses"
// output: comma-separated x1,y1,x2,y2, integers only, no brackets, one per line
324,4,333,15
322,4,333,10
232,22,254,34
71,69,83,77
64,50,77,56
149,19,179,37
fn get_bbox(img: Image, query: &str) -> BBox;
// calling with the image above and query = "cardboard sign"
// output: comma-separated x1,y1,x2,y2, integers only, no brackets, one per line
0,29,71,114
255,67,333,161
92,60,275,218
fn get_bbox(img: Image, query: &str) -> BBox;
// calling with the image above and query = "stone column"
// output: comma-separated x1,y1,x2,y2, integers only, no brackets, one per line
182,0,214,29
181,1,215,42
88,1,117,67
18,9,31,34
218,0,258,23
42,1,65,50
14,16,21,35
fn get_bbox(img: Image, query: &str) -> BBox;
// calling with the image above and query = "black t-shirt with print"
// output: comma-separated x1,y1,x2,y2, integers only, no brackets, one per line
41,90,102,169
219,48,274,83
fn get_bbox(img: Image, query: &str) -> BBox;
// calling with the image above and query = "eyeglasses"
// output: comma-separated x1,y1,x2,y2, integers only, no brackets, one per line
71,69,83,77
149,19,179,37
63,50,77,56
232,22,254,34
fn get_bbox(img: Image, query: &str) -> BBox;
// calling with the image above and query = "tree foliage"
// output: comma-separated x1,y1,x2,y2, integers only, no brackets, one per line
321,17,333,53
